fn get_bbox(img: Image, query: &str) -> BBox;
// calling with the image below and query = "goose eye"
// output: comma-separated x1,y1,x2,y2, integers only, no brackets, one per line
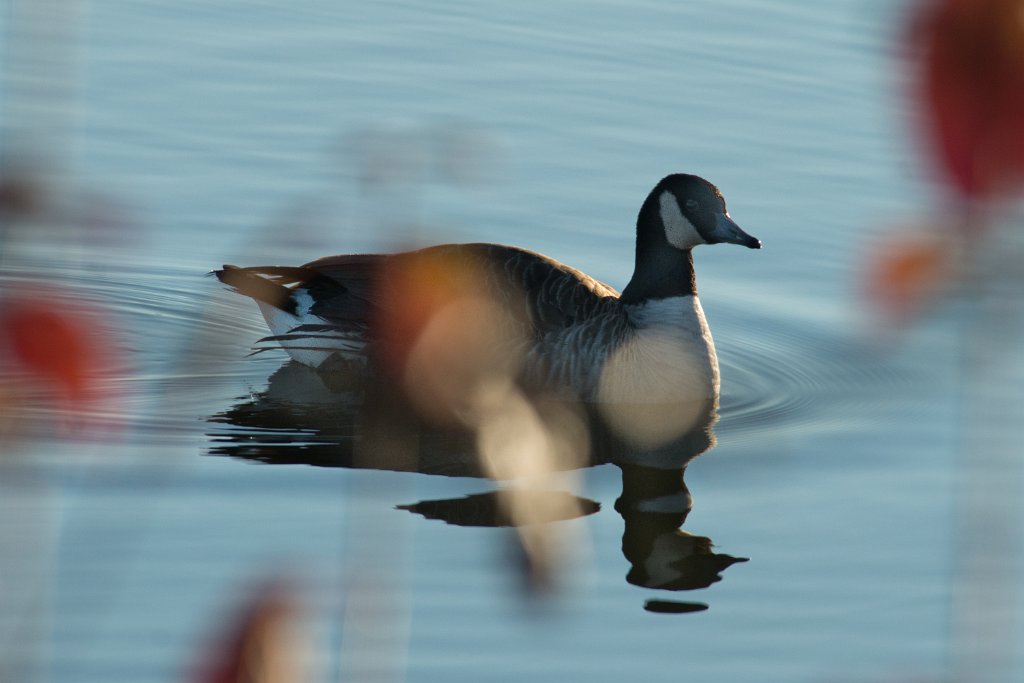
685,199,698,211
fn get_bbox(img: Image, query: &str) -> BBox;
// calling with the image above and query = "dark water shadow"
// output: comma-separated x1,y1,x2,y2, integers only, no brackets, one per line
207,361,748,611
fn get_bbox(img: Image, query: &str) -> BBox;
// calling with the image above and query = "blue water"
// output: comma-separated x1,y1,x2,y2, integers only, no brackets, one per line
3,0,1021,681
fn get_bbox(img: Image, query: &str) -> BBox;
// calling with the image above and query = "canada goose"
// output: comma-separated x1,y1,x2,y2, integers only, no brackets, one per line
215,174,760,404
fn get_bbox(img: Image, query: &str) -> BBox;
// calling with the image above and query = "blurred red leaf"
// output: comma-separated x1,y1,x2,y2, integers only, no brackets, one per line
1,290,113,407
910,0,1024,200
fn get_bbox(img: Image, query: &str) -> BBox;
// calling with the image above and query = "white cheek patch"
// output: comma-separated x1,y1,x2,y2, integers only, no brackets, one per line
659,191,705,249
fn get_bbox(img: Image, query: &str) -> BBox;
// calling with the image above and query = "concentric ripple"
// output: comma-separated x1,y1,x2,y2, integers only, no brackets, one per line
715,312,914,443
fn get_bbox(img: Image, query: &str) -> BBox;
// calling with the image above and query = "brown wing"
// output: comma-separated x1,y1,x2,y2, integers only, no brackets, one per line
217,243,622,350
303,243,622,340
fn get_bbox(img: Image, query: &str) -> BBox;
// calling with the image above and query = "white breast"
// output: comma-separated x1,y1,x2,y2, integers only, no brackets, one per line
595,296,719,448
598,296,719,403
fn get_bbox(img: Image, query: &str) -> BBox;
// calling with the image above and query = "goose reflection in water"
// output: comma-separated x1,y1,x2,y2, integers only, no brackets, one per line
207,358,747,612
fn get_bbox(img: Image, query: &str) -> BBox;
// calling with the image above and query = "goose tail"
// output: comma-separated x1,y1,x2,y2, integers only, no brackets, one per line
212,265,311,314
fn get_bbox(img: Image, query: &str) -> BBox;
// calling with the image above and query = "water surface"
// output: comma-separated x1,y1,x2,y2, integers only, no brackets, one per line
1,1,1006,681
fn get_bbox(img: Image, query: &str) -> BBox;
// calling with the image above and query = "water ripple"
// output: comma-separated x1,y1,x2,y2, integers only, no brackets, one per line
3,254,914,448
716,314,912,442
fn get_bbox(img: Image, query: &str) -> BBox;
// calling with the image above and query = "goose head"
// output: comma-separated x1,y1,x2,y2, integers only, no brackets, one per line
643,173,760,251
622,174,759,303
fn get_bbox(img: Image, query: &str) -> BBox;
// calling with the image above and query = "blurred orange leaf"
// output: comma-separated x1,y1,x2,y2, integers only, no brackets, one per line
190,581,305,683
372,249,523,424
865,234,952,322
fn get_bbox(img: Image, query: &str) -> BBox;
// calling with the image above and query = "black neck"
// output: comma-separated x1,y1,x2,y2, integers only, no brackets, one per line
620,192,699,304
620,244,696,304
